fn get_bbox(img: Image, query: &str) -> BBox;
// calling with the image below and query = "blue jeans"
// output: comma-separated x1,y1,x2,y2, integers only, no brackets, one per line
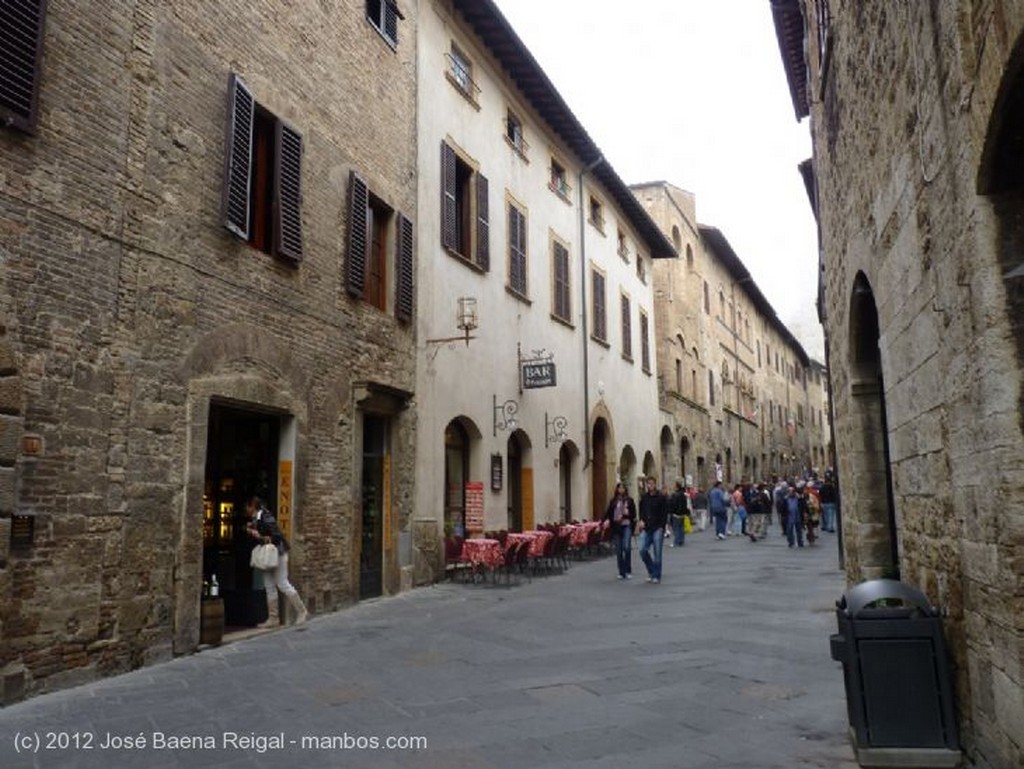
822,503,837,532
639,528,664,579
614,525,632,576
785,513,804,547
713,511,727,537
671,515,685,546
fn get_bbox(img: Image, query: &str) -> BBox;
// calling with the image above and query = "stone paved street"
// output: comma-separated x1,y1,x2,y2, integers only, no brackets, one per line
0,526,858,769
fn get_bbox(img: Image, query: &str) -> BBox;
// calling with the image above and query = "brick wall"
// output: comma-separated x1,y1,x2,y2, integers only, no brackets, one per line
0,0,418,702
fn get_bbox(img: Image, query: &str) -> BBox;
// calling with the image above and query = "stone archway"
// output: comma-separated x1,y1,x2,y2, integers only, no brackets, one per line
847,272,899,580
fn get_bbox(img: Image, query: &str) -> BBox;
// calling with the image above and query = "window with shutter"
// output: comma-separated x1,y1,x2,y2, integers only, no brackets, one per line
440,140,488,272
552,240,571,324
591,269,607,343
395,213,414,323
366,0,400,47
507,201,527,297
222,74,254,239
640,309,651,373
221,73,303,264
0,0,48,134
620,293,632,360
475,173,489,271
346,171,369,299
275,121,303,262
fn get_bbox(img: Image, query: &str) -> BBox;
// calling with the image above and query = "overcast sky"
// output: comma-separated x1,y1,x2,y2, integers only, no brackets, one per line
490,0,825,359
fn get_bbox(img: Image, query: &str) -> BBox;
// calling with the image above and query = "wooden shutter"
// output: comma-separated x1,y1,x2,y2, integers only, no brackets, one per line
346,170,369,298
593,271,606,340
553,242,570,321
508,203,526,294
395,212,414,323
621,295,632,357
222,73,254,239
274,121,303,262
0,0,47,133
475,172,489,270
641,311,651,371
441,141,456,251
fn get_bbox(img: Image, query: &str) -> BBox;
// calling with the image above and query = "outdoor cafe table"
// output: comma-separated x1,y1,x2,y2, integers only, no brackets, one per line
460,538,504,570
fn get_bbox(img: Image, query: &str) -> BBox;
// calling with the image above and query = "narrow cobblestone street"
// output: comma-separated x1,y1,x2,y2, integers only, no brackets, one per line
1,527,857,769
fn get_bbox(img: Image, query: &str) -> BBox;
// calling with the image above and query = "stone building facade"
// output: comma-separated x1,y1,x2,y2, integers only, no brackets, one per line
638,182,826,489
773,0,1024,765
0,0,418,703
413,0,676,543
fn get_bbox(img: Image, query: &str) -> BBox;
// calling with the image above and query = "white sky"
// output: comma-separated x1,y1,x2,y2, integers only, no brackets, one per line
490,0,825,359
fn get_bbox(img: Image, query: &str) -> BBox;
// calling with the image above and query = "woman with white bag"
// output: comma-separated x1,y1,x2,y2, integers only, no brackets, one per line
246,495,308,627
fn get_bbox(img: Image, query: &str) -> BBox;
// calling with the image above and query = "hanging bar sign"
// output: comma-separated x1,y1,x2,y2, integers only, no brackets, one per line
521,348,557,390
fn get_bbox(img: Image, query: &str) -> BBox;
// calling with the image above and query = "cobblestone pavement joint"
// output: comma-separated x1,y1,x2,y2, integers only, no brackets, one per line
1,525,860,769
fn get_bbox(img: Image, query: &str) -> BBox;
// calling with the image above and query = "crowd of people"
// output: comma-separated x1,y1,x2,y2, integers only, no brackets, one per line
602,472,838,583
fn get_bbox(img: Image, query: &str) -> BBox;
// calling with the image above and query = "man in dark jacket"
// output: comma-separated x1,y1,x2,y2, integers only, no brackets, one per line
637,476,668,583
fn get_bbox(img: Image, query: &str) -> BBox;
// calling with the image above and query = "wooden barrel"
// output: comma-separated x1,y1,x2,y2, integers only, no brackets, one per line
199,598,224,646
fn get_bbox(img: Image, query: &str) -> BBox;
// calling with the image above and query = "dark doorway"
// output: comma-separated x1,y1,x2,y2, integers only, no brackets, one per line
445,420,470,537
359,416,388,600
559,443,575,522
203,403,280,627
591,419,609,520
507,432,523,531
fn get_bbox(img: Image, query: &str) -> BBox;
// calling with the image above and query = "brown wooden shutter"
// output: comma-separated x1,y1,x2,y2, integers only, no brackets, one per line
593,271,606,340
222,73,254,239
553,242,570,321
508,203,526,294
475,172,489,270
441,141,457,252
0,0,48,133
621,295,632,357
395,212,414,323
274,120,303,262
346,171,369,298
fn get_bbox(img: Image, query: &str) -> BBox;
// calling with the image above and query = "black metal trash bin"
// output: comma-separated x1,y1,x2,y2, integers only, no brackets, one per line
830,579,960,768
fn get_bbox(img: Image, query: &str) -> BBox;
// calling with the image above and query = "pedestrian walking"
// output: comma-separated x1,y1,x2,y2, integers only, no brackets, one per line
669,479,688,547
637,476,668,583
746,483,768,542
709,480,730,540
819,473,838,532
784,485,805,548
693,486,709,532
603,482,636,579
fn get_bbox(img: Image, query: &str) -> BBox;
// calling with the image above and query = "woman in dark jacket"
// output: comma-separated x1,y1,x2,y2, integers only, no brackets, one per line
246,496,308,627
603,482,637,579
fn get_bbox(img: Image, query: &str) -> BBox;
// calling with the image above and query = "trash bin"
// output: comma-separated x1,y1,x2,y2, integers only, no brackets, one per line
830,579,961,768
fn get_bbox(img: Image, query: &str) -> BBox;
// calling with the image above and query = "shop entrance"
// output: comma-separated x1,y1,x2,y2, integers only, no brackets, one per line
203,402,280,628
359,416,387,600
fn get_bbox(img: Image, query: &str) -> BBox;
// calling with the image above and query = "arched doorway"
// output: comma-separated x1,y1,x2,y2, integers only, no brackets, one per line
506,429,533,531
444,418,473,537
619,445,638,497
558,441,579,522
849,272,899,579
679,436,691,482
642,451,657,488
591,418,610,521
659,426,674,487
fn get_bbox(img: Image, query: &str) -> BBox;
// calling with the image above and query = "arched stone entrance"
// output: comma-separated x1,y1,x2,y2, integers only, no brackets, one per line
847,272,899,579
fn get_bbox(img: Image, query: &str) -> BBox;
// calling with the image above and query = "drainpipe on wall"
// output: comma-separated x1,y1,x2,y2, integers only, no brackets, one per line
578,155,604,469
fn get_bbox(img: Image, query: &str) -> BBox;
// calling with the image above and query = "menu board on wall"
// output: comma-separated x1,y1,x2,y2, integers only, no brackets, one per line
465,481,484,534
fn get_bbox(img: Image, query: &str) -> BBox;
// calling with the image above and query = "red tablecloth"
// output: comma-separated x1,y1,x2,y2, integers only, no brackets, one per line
460,538,504,569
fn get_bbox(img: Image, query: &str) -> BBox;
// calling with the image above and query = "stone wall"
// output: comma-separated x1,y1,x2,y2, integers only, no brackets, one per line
800,2,1024,765
0,0,419,702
